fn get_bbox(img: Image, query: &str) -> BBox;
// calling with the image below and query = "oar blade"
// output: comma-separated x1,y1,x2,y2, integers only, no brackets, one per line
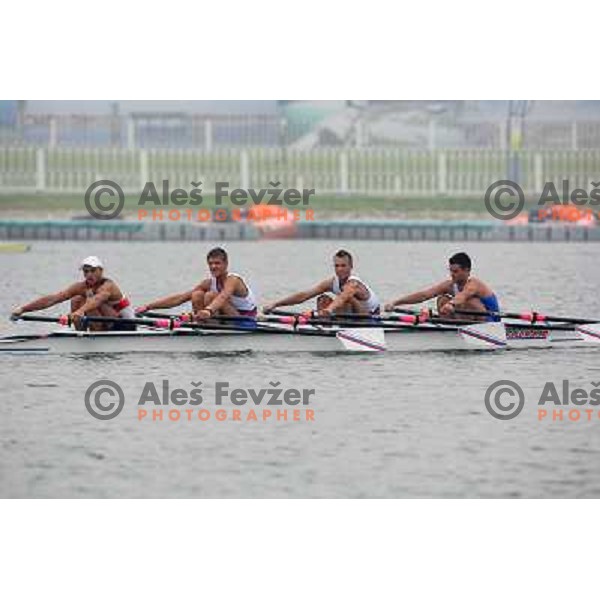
576,323,600,343
458,322,507,350
336,328,386,352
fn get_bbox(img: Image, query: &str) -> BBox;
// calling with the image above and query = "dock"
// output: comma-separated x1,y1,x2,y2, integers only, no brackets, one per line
297,220,600,242
0,219,599,242
0,220,258,242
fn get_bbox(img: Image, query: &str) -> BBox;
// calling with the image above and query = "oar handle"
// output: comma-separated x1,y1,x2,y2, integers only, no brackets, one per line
11,314,72,325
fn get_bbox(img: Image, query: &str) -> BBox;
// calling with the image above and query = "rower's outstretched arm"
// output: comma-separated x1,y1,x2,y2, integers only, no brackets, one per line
385,282,450,309
264,279,332,312
13,283,83,316
143,280,209,312
145,291,194,311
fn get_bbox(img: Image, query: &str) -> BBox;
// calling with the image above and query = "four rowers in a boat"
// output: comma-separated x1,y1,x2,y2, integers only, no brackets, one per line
384,252,500,321
11,249,499,328
139,247,258,320
264,249,381,316
11,256,136,330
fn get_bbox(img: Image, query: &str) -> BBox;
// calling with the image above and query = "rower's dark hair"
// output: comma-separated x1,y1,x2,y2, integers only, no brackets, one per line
334,249,353,266
449,252,471,270
207,247,228,262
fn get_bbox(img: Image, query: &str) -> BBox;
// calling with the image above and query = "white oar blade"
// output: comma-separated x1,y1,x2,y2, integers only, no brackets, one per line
336,328,386,352
576,323,600,343
458,322,507,350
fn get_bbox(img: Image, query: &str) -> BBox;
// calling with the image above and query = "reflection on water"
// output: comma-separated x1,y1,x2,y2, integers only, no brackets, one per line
1,240,600,498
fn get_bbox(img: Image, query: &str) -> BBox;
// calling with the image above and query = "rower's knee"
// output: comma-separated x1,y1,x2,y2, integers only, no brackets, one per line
191,289,205,309
71,295,86,312
192,290,219,312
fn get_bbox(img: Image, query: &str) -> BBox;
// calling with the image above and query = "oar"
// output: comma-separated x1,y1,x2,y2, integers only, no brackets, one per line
452,308,598,325
11,314,208,331
139,309,405,328
391,306,596,328
81,315,277,333
138,310,258,324
138,309,504,351
575,323,600,343
11,314,73,325
10,311,414,332
141,308,452,327
11,313,182,329
82,315,349,336
136,310,190,320
267,307,447,325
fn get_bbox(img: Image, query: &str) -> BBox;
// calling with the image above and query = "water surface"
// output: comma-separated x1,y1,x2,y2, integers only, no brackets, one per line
1,241,599,497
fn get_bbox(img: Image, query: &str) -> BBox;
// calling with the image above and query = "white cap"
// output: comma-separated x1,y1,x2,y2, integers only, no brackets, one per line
80,256,104,269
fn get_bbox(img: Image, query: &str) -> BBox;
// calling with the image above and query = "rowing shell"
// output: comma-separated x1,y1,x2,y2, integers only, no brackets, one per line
0,322,590,355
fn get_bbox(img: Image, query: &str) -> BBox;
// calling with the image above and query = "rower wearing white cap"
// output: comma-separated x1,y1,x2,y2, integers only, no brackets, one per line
11,256,135,330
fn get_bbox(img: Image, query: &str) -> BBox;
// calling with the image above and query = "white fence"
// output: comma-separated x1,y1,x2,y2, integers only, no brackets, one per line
0,146,599,197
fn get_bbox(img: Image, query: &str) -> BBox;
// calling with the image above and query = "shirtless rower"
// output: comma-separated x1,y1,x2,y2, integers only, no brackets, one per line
11,256,136,330
139,247,257,321
384,252,500,321
263,249,380,316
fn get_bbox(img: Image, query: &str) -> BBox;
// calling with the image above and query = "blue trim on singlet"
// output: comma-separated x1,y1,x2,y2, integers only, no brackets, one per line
480,294,500,321
452,281,500,321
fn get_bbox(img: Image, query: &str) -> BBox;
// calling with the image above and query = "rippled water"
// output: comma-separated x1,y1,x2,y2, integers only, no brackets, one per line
1,240,600,497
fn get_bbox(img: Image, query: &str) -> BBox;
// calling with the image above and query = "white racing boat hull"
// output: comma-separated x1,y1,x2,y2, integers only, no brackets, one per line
0,323,586,355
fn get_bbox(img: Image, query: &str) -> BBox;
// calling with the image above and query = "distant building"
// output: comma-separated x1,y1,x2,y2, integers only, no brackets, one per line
0,101,19,126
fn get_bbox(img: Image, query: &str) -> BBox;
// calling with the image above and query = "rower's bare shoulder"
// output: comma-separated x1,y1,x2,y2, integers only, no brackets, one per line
319,277,335,292
97,279,117,293
105,279,121,292
194,278,211,291
434,279,453,294
67,281,88,295
466,277,485,290
227,274,247,292
471,277,494,295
